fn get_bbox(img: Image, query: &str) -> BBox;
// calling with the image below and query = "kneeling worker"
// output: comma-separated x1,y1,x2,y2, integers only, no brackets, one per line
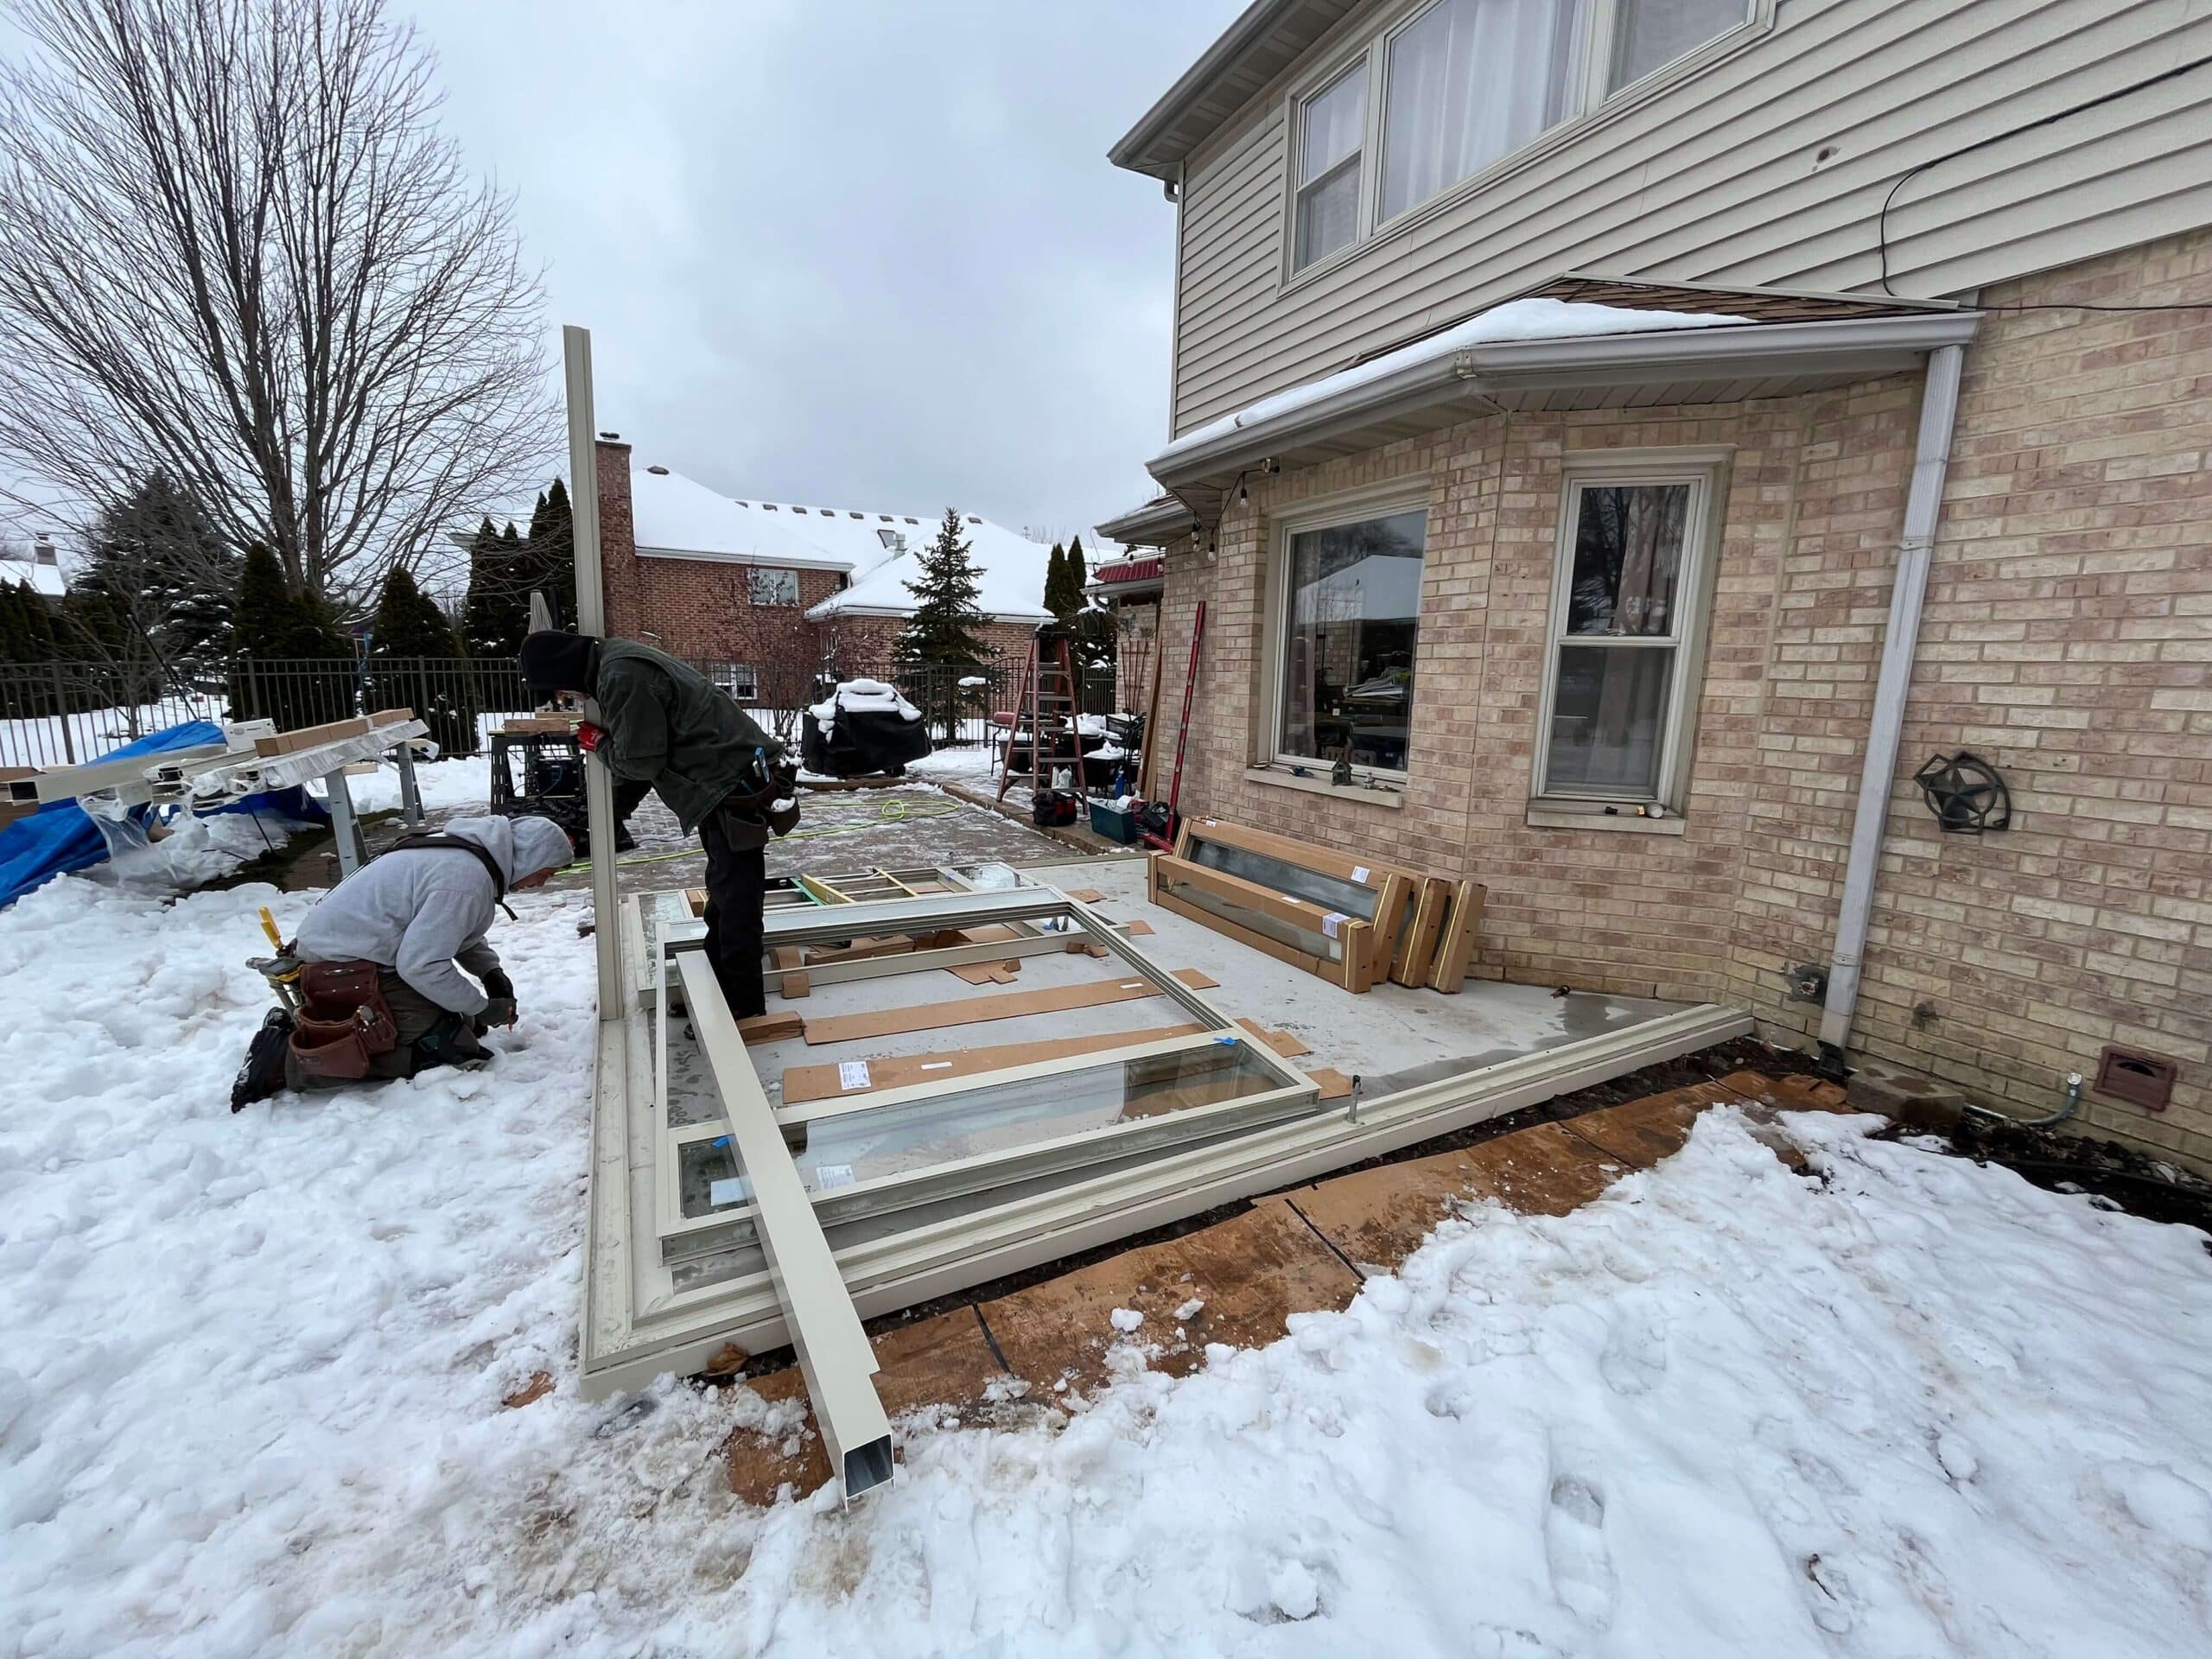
517,630,797,1020
231,814,575,1107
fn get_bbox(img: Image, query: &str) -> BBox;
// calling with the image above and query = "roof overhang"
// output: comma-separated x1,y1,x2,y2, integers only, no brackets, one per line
1148,309,1984,495
638,543,855,573
1095,495,1198,549
1109,0,1362,181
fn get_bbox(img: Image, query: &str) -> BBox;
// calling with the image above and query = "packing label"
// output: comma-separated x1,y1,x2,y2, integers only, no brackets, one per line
709,1178,748,1208
816,1164,856,1190
1351,865,1370,884
838,1060,872,1091
1321,912,1351,939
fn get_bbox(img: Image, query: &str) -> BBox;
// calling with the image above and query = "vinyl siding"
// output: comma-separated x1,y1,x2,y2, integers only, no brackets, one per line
1169,0,2212,435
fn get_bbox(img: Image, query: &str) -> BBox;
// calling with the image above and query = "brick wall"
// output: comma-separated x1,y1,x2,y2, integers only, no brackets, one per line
1150,228,2212,1172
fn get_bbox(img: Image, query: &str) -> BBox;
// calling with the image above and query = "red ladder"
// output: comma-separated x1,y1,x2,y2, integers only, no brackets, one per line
1141,601,1205,849
996,632,1083,799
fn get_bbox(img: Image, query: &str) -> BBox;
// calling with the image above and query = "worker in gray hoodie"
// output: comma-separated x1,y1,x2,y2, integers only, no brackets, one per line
230,814,575,1106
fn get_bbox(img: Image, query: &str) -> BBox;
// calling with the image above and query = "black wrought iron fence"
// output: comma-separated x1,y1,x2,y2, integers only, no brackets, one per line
0,661,226,769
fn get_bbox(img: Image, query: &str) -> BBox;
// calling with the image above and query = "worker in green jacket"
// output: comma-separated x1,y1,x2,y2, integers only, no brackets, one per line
519,632,798,1017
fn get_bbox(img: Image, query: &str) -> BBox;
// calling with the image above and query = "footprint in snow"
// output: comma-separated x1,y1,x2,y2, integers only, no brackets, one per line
1544,1473,1616,1630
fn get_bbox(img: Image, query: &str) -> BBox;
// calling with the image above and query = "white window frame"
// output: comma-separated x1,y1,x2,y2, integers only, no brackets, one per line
747,566,800,607
1288,61,1369,274
1529,448,1730,818
1279,0,1771,287
1261,478,1432,784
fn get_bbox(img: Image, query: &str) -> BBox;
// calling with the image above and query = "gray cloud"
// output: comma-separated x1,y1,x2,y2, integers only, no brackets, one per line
408,0,1236,543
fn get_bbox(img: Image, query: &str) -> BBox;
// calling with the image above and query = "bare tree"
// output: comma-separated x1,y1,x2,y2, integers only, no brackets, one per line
0,0,555,610
700,566,822,746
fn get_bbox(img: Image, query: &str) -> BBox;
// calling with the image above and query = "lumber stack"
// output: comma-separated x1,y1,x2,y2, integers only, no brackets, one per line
1147,816,1484,995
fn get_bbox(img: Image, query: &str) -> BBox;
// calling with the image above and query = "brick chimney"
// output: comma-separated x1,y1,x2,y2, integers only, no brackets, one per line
594,435,639,639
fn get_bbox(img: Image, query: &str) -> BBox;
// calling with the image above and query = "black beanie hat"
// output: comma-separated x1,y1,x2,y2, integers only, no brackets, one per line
518,630,599,695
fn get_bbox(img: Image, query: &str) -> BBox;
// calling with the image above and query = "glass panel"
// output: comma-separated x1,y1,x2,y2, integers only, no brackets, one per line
1566,484,1689,637
1277,509,1426,766
1382,0,1582,220
1300,67,1365,182
678,1138,753,1219
785,1042,1287,1193
1611,0,1746,90
1294,67,1365,270
746,567,799,606
1189,837,1378,921
1546,645,1674,796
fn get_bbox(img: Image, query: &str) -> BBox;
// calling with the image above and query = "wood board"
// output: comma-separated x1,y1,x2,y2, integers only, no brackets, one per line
1426,880,1487,993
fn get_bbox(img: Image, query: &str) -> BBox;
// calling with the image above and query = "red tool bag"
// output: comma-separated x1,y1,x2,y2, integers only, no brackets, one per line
286,960,400,1080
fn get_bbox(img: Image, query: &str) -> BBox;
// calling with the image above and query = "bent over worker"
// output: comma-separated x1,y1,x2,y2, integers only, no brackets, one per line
230,815,574,1107
518,632,798,1019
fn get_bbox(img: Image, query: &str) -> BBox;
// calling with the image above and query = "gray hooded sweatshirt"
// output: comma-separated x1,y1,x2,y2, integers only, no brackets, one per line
293,816,573,1015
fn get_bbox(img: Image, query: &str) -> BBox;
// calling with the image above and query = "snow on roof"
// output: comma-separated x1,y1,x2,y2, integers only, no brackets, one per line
808,514,1055,623
0,554,65,597
629,464,861,570
1156,298,1751,465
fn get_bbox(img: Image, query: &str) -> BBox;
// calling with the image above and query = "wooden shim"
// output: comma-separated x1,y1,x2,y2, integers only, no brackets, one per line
686,887,709,916
1124,918,1154,937
1392,876,1453,988
1309,1068,1355,1102
738,1010,805,1045
772,947,810,999
798,967,1220,1046
781,1023,1211,1103
1426,880,1487,994
252,715,371,758
1236,1017,1310,1058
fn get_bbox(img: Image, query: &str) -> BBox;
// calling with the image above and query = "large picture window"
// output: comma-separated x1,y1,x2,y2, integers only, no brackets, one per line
1283,0,1761,273
1273,505,1427,772
1534,466,1719,810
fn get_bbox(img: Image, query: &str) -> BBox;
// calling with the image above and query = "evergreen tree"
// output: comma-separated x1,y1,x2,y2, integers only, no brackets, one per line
1064,534,1088,602
230,543,355,729
1042,542,1069,624
80,472,237,670
896,508,991,741
365,566,476,757
0,579,57,666
527,476,576,626
459,516,526,658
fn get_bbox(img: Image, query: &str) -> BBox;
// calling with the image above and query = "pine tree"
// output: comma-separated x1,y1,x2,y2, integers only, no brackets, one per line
459,516,526,658
0,579,56,666
1064,534,1087,603
528,476,576,627
1042,542,1069,624
366,566,476,757
896,508,991,740
231,543,355,730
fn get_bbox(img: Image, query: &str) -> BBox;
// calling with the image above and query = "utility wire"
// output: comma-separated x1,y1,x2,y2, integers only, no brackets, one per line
1878,51,2212,309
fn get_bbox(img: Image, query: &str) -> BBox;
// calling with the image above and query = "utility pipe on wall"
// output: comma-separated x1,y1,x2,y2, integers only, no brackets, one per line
1819,342,1966,1059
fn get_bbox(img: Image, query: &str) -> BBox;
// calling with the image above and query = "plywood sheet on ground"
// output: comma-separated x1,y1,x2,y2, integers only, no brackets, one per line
1561,1081,1744,1169
976,1198,1361,1396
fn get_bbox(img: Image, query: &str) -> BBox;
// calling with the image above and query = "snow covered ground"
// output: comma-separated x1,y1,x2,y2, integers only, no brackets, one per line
3,876,2210,1658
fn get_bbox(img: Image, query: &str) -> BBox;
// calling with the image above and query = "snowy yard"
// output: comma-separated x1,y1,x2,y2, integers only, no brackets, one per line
3,874,2211,1657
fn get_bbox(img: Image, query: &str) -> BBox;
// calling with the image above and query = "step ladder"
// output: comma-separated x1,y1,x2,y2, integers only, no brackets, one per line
997,632,1084,799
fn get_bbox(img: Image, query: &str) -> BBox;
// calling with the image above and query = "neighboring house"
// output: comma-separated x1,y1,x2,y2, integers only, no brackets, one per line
593,436,1052,681
1098,0,2212,1172
1088,547,1166,709
0,537,67,600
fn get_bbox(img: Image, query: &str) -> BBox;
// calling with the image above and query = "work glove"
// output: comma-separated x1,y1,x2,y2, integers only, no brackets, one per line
575,721,606,753
481,968,516,1001
480,995,519,1030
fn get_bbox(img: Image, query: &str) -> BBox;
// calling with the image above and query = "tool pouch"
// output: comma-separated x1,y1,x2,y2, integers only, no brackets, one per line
287,960,399,1080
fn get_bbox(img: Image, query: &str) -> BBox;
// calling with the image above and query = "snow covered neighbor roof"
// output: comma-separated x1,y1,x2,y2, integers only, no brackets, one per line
623,457,1054,623
806,517,1055,624
0,551,66,597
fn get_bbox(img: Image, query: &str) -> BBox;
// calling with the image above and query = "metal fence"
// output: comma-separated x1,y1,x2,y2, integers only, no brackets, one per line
0,651,1086,770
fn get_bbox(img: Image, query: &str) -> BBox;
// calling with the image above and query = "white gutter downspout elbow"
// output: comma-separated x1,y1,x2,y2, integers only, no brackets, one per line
1819,342,1966,1059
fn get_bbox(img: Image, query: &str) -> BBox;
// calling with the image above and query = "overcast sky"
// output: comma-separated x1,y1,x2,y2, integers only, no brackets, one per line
405,0,1238,546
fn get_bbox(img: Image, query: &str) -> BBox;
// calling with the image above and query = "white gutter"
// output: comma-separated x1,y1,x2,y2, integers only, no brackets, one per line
1148,311,1980,486
1818,341,1967,1058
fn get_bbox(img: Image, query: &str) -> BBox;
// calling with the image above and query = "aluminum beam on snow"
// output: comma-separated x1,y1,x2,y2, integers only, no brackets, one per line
675,950,895,1499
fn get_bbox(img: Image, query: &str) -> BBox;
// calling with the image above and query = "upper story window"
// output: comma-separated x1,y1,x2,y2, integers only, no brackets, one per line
1287,0,1760,276
1293,66,1366,270
747,567,800,607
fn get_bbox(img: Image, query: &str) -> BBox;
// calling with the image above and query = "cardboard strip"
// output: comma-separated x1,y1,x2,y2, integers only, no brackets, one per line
949,959,1023,986
780,1024,1211,1103
798,967,1219,1046
738,1010,805,1045
1236,1017,1310,1058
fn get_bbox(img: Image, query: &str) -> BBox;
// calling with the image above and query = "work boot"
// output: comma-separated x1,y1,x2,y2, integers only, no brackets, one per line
231,1009,295,1112
413,1012,492,1074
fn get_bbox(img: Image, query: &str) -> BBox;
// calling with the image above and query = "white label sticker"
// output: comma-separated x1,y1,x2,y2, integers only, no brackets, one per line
816,1164,856,1190
837,1060,871,1090
1351,865,1370,884
1321,911,1351,939
709,1178,747,1207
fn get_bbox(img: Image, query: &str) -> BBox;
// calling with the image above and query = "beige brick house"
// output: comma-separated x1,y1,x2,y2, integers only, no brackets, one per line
1098,0,2212,1170
593,435,1052,683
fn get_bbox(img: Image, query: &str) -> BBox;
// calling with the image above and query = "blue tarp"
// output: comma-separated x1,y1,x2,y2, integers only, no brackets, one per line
0,720,327,909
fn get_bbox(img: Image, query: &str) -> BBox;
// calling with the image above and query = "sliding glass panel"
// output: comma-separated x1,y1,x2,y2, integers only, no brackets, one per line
1567,483,1689,637
1546,645,1673,796
1187,836,1378,920
1380,0,1580,221
1277,508,1426,767
785,1043,1289,1192
1610,0,1746,90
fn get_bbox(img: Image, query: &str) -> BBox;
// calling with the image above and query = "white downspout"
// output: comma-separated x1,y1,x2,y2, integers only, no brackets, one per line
1818,341,1965,1059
